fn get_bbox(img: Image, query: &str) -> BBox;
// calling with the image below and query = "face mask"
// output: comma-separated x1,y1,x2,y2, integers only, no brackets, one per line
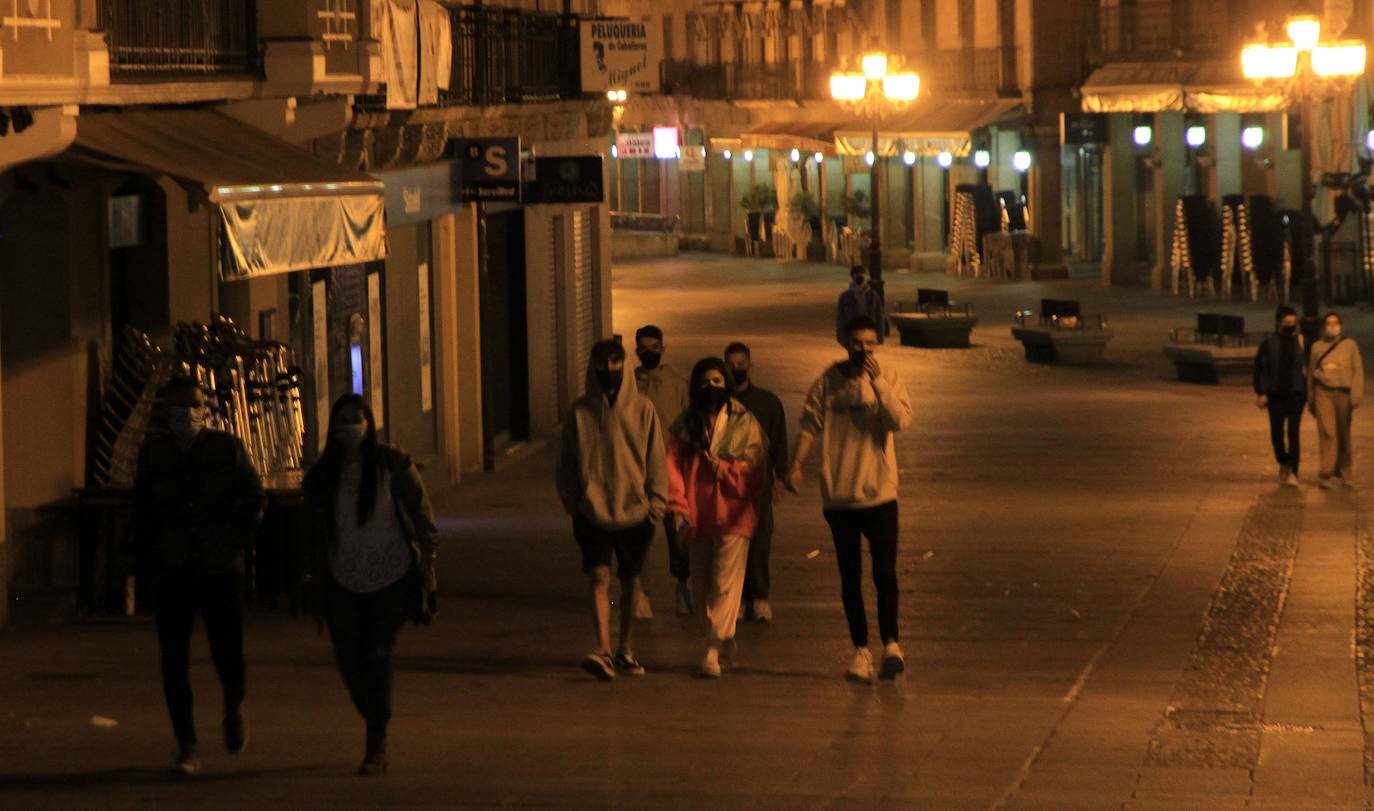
852,275,867,288
636,350,662,370
1280,325,1298,336
730,368,749,387
596,369,623,396
1327,325,1342,339
693,385,730,412
166,406,206,442
333,423,367,449
848,348,870,368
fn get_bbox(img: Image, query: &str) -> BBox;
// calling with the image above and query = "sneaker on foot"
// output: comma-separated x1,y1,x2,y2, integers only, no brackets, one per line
1321,478,1334,490
634,588,654,620
1342,477,1356,488
845,647,875,683
721,638,738,670
697,646,722,679
1278,465,1290,486
753,599,773,623
612,650,645,676
879,641,905,679
358,738,388,776
581,651,616,681
169,743,201,776
675,579,693,616
222,707,247,754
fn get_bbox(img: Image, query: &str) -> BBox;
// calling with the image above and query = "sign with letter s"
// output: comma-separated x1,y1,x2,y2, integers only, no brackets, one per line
453,137,523,202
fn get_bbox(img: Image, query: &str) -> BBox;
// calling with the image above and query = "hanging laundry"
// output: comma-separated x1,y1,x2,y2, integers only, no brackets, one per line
386,0,420,110
418,0,453,104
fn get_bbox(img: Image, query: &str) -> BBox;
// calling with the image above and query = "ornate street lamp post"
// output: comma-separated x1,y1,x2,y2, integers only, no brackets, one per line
1242,16,1366,329
830,50,919,287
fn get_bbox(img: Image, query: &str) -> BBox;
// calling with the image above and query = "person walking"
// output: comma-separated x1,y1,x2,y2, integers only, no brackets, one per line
1308,312,1364,489
835,266,886,347
723,341,788,622
558,339,668,680
666,357,767,678
786,315,912,682
128,374,265,775
633,324,691,617
301,393,439,775
1253,306,1306,487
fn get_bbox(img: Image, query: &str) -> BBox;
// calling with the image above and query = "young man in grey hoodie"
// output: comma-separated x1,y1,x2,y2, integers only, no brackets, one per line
558,339,669,679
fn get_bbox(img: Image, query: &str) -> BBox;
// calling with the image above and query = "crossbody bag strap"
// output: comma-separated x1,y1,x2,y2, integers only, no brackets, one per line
1315,336,1347,368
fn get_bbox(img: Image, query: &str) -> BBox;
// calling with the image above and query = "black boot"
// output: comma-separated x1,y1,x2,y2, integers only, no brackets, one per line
358,727,387,776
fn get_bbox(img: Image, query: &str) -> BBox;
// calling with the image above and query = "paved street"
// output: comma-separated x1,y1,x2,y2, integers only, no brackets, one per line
5,253,1374,808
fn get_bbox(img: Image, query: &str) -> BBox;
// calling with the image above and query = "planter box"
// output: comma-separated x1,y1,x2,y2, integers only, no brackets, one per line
1162,344,1254,384
890,313,978,348
1011,327,1113,364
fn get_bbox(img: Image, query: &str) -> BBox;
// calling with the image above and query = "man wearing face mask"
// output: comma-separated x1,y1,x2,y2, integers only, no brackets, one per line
633,324,690,617
835,266,886,347
1254,306,1307,487
128,375,264,775
558,340,668,679
723,342,788,622
787,315,912,683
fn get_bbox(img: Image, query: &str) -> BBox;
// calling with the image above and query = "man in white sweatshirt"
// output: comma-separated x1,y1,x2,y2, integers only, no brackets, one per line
786,315,913,682
557,339,668,679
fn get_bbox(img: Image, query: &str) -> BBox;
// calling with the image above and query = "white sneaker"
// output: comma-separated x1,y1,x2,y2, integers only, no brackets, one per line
1278,465,1290,486
845,647,875,683
752,599,773,623
634,588,654,620
879,640,905,679
698,646,722,678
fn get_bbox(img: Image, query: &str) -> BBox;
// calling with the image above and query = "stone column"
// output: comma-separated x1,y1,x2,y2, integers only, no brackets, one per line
1210,112,1242,199
1152,111,1187,290
1029,124,1067,277
1103,113,1141,286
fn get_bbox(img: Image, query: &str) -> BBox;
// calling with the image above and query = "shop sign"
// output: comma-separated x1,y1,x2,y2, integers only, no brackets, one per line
376,161,462,225
528,156,606,204
616,132,653,159
580,17,663,94
1061,113,1108,145
453,137,522,202
679,146,706,173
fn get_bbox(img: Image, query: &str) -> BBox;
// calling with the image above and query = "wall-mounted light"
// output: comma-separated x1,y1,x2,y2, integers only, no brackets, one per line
790,148,800,162
936,151,954,168
1366,130,1374,151
606,89,628,103
723,149,732,160
611,145,618,158
1133,125,1154,147
1241,126,1264,150
865,151,875,166
814,151,824,164
1186,126,1207,147
653,127,679,160
902,150,916,166
973,150,991,168
1012,150,1032,172
743,149,754,162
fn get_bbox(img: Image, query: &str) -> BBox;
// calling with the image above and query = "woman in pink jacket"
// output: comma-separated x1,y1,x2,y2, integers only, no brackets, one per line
666,357,767,678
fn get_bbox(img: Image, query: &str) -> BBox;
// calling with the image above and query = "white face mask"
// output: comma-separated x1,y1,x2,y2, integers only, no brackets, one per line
166,406,206,442
333,423,368,449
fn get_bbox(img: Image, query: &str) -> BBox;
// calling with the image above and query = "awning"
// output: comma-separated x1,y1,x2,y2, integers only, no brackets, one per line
72,109,388,281
1081,61,1288,113
834,98,1025,157
741,119,849,157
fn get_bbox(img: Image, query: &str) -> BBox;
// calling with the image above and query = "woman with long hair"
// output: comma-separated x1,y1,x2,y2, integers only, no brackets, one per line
302,393,439,774
666,357,767,677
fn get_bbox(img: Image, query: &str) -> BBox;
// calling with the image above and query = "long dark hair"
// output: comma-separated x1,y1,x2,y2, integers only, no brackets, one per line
305,393,380,529
682,357,730,455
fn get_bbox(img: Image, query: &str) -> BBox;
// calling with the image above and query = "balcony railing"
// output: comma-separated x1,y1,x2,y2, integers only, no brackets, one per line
99,0,258,76
910,48,1009,96
444,8,578,106
661,60,830,101
1096,2,1246,64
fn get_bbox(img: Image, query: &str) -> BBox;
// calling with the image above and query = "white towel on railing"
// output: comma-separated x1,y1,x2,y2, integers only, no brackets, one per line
385,0,419,110
419,0,452,99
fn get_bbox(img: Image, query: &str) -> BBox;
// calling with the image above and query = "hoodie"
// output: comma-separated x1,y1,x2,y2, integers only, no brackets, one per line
666,398,767,539
799,359,912,509
558,358,669,530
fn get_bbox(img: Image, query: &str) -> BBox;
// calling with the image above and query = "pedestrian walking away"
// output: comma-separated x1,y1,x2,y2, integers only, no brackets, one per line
558,339,668,679
300,393,439,776
633,324,691,618
1308,312,1364,489
787,315,913,682
667,357,767,678
835,266,886,347
1253,305,1306,487
126,374,265,775
724,341,789,623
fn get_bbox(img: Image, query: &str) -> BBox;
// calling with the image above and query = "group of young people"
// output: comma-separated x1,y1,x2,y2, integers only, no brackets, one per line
557,313,913,683
1254,307,1364,487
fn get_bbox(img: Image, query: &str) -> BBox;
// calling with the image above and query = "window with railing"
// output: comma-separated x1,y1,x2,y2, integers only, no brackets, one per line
660,59,829,101
443,6,577,106
99,0,258,76
1097,0,1249,62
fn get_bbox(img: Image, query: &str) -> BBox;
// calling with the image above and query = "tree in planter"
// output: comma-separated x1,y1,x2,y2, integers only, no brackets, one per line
791,189,824,243
842,190,872,232
741,184,777,243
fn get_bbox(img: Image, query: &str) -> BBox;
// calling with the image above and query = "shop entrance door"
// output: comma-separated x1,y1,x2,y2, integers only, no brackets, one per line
479,208,530,469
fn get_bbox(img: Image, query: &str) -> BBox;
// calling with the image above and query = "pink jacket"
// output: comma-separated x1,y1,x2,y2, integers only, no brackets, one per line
666,399,767,539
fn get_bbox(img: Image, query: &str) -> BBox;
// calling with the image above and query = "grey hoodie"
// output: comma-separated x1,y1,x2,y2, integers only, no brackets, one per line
557,357,668,530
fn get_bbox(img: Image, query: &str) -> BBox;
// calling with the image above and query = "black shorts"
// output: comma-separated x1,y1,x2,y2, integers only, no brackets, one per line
574,514,655,578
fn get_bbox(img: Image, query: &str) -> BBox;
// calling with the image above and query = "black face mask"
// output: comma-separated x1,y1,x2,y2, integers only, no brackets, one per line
1279,325,1298,336
848,348,870,369
636,350,662,370
693,385,730,412
596,369,623,397
730,368,749,387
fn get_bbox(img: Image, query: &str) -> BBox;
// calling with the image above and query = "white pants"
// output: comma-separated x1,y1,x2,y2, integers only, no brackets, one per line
689,534,750,647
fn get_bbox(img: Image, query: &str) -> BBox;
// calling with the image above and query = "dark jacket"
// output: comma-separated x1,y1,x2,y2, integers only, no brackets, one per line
301,444,440,624
129,429,265,580
732,383,789,482
1253,332,1307,396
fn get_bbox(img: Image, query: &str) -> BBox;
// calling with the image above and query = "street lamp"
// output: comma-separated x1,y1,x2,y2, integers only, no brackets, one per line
830,48,920,284
1243,15,1366,322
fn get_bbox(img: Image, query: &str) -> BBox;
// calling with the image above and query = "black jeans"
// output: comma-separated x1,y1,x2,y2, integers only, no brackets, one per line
823,500,899,647
154,566,246,746
1267,392,1306,472
665,519,688,581
325,571,414,739
743,488,774,602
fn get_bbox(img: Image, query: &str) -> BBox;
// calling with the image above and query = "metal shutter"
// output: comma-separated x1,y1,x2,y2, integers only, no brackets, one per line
572,208,595,385
525,209,561,435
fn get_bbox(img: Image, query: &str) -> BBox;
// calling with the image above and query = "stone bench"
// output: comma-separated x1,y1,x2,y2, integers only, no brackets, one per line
1162,313,1255,384
889,289,977,348
1011,299,1112,364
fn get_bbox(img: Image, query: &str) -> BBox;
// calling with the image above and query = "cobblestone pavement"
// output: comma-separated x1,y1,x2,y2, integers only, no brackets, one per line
4,254,1374,808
